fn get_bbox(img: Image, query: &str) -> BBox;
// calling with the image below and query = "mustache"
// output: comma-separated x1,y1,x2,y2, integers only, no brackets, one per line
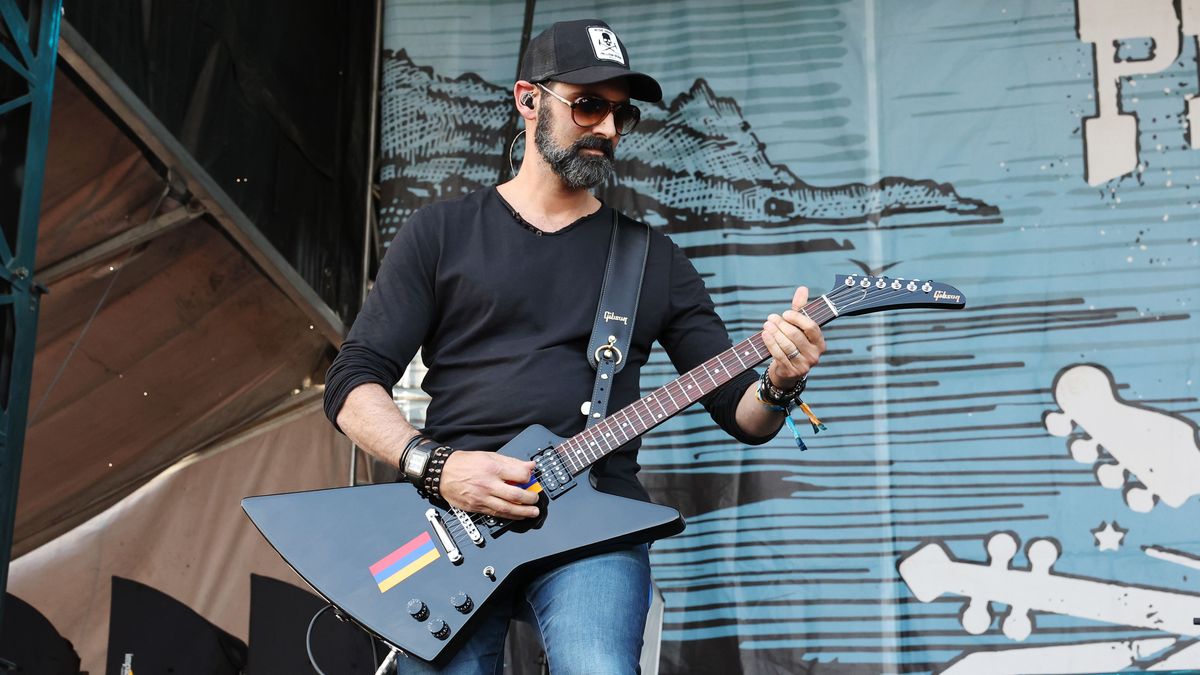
571,135,614,160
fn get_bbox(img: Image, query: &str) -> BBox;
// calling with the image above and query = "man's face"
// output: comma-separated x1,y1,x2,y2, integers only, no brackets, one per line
533,79,631,190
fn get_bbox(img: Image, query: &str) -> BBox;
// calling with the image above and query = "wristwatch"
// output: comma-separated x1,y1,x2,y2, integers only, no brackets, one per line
400,436,434,483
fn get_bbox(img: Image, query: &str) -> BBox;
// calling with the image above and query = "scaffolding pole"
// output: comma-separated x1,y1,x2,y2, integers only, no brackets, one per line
0,0,62,625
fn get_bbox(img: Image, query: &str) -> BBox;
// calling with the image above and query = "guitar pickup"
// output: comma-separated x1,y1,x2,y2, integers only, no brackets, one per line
530,448,575,498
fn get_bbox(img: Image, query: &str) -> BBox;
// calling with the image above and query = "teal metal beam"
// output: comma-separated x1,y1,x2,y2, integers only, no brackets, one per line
0,0,62,627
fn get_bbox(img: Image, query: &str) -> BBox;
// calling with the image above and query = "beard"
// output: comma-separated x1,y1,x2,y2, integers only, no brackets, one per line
533,102,615,190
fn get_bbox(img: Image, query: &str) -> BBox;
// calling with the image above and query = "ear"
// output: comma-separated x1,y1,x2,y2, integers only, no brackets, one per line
514,81,537,121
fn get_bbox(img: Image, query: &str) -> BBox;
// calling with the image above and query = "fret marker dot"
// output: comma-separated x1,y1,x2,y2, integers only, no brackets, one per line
657,414,663,418
687,384,693,389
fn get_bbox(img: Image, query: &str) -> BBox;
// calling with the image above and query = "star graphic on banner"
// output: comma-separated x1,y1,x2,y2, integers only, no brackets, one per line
1091,521,1128,551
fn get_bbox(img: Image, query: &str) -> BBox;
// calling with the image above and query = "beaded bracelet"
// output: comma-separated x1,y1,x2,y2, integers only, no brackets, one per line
757,368,806,407
756,369,824,451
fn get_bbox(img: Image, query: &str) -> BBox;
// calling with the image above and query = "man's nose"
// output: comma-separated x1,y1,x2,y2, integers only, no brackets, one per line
593,109,618,138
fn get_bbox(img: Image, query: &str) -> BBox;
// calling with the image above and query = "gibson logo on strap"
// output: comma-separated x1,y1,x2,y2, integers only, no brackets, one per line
603,311,629,325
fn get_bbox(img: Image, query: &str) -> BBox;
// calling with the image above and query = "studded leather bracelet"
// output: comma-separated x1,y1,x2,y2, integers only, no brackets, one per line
757,368,807,408
419,445,456,501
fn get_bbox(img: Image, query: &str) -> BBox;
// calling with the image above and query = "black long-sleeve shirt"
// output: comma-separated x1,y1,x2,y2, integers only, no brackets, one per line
324,187,770,501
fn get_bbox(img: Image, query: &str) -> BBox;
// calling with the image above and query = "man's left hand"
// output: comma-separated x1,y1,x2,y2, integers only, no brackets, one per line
762,286,826,388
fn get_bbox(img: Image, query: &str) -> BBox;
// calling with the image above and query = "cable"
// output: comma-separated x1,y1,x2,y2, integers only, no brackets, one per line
306,603,336,675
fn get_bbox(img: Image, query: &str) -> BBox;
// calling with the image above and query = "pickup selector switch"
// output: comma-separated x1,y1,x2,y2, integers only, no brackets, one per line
427,618,450,640
407,599,429,621
451,591,473,613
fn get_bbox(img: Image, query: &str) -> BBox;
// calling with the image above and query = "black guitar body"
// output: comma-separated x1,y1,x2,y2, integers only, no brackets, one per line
242,424,685,664
243,274,967,665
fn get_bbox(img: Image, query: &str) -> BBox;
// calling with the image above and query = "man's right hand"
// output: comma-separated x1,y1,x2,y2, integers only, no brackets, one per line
439,451,541,519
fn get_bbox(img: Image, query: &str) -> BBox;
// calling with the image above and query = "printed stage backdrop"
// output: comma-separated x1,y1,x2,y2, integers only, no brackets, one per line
378,1,1200,673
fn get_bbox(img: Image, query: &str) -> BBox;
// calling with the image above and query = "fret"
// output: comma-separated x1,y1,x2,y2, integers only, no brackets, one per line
630,401,648,429
731,347,746,369
581,428,601,460
539,278,969,480
557,328,776,478
663,381,682,407
558,445,580,473
602,420,620,447
650,393,668,420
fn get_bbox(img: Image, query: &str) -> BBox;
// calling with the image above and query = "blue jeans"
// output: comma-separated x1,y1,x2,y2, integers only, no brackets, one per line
397,545,651,675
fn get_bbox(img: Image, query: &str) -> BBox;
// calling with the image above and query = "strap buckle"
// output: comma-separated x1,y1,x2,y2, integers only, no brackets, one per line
593,334,623,366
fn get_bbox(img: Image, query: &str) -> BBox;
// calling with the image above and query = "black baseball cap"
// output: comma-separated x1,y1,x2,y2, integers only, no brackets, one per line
519,19,662,103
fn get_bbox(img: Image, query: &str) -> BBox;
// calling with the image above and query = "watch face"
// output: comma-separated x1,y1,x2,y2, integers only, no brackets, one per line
404,449,429,477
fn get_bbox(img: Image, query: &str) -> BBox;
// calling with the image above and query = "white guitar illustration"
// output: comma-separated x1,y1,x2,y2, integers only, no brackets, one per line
898,533,1200,641
1043,363,1200,512
938,637,1180,674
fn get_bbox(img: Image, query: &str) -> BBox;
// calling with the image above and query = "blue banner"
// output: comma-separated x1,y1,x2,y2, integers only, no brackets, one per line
380,1,1200,671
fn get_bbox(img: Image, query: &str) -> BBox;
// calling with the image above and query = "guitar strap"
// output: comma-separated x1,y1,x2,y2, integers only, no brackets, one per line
584,209,649,428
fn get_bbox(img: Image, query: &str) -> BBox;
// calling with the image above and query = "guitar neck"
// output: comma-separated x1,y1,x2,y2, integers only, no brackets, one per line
553,293,840,476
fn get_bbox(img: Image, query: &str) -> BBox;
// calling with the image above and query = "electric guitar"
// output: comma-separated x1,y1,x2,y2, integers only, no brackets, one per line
242,274,966,664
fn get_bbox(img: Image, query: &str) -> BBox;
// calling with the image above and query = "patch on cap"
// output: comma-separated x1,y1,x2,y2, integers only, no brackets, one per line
586,26,625,64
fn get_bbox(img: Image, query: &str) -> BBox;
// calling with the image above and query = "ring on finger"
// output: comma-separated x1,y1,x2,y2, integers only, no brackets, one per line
786,349,801,360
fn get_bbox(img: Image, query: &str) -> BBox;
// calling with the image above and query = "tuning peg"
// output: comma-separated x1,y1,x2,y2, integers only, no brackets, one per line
1125,484,1156,513
1002,607,1034,640
962,597,992,634
1068,436,1100,462
1044,411,1073,436
987,532,1019,567
1095,461,1125,488
1027,538,1059,573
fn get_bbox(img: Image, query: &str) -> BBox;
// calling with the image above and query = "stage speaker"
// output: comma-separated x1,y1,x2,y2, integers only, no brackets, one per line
247,574,378,674
105,577,246,675
0,593,81,674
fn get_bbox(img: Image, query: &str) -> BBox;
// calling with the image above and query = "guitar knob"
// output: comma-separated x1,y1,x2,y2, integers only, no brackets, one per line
451,591,473,613
407,599,429,621
427,617,450,640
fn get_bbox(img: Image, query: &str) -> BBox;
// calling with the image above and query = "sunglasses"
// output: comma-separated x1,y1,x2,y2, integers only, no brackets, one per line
537,83,641,136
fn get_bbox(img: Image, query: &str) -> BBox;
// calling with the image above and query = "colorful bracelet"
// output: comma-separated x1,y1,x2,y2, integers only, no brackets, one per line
757,368,806,408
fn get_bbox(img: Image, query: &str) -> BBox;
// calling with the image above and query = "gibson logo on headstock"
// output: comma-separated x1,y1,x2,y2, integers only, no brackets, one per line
933,290,961,302
603,311,629,325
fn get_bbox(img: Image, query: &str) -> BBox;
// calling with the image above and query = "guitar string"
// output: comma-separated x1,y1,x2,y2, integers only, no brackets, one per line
554,286,845,471
549,280,909,473
554,280,956,478
437,279,949,534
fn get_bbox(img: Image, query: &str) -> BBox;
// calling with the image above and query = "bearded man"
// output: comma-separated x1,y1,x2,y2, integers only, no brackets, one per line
324,19,825,674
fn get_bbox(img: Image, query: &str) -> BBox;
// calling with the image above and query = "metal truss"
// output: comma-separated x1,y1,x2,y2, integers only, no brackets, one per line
0,0,62,625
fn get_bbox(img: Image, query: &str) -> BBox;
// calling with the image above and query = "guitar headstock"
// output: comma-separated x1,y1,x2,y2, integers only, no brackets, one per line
826,274,966,317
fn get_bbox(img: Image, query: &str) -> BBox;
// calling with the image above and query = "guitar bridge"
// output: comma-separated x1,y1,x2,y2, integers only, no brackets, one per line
425,508,463,563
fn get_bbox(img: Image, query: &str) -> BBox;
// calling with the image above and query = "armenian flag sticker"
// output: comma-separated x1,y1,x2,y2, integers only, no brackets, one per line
369,531,440,593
